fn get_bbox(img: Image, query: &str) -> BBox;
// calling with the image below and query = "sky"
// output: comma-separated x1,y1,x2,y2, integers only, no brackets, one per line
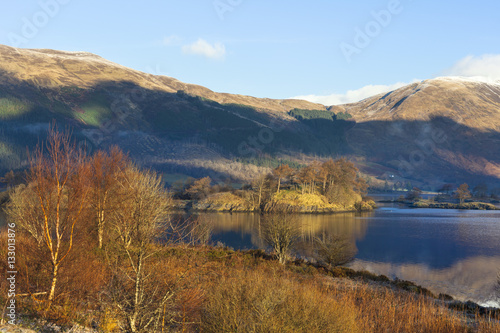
1,0,500,105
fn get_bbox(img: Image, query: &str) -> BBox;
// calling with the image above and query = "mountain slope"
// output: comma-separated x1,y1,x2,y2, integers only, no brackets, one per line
333,77,500,187
0,45,348,182
336,77,500,131
0,44,499,189
0,44,326,113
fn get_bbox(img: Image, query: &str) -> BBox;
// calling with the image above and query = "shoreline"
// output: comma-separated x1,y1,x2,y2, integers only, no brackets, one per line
377,199,500,210
172,199,376,214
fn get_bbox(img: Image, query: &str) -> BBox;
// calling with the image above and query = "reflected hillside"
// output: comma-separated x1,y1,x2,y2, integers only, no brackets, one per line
351,256,500,307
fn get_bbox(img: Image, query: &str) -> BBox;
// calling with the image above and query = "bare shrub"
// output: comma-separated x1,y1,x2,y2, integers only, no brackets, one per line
260,207,300,265
313,233,357,268
200,270,358,333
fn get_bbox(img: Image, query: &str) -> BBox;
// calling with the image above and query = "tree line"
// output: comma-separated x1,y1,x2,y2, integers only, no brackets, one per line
176,158,368,210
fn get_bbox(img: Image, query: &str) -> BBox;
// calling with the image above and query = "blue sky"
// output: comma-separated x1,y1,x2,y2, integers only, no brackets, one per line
1,0,500,104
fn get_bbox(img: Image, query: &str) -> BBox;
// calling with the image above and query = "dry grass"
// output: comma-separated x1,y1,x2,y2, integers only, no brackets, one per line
201,269,358,332
154,247,500,333
196,192,256,211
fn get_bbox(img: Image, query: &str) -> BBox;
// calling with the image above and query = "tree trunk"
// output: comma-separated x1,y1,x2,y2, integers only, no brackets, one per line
98,195,107,249
130,250,144,333
48,264,58,302
277,177,281,194
98,210,104,249
258,187,262,207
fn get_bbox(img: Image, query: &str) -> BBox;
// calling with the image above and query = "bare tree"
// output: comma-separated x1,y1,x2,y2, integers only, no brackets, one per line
272,164,293,193
185,176,212,200
260,208,300,265
5,127,89,303
188,216,214,246
455,183,472,204
252,174,269,208
106,166,174,332
88,146,128,249
313,233,357,268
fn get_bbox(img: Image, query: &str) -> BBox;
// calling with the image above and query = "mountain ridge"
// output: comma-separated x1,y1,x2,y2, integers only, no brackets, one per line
331,76,500,131
0,44,499,189
0,44,327,114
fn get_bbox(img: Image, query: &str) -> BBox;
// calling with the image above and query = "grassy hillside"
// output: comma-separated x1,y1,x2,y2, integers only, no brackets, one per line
1,45,500,189
0,74,352,178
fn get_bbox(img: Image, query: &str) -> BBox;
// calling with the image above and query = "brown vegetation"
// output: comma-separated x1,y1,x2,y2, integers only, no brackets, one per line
5,127,90,303
260,208,300,265
313,233,357,268
2,242,498,332
455,183,472,204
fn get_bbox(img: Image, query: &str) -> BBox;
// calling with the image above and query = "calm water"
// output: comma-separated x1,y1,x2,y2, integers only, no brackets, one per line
197,203,500,307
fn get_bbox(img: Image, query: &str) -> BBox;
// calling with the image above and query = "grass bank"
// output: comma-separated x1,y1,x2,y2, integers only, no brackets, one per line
411,200,499,210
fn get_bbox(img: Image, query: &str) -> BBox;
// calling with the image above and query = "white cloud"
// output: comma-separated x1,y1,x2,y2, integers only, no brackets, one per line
182,39,226,60
292,80,419,106
292,54,500,106
443,54,500,81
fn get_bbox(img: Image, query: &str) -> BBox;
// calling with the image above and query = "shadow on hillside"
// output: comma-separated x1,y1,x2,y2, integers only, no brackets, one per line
346,116,500,187
1,76,499,187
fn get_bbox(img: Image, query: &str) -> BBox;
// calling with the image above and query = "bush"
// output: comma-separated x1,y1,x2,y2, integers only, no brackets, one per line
313,233,357,268
200,270,358,333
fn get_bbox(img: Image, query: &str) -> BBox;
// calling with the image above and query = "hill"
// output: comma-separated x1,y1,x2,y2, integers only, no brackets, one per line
331,77,500,188
0,44,348,182
0,44,499,189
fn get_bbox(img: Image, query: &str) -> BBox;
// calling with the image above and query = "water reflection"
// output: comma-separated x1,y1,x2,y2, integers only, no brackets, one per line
199,206,500,306
3,205,499,306
195,211,372,250
350,256,500,307
356,207,500,269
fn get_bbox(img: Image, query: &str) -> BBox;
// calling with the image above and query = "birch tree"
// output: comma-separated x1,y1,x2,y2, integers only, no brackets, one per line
88,146,128,249
106,166,174,332
6,127,89,303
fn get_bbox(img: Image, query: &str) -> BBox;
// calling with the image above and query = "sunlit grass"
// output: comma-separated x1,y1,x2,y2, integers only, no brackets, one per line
75,102,112,127
0,96,32,120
